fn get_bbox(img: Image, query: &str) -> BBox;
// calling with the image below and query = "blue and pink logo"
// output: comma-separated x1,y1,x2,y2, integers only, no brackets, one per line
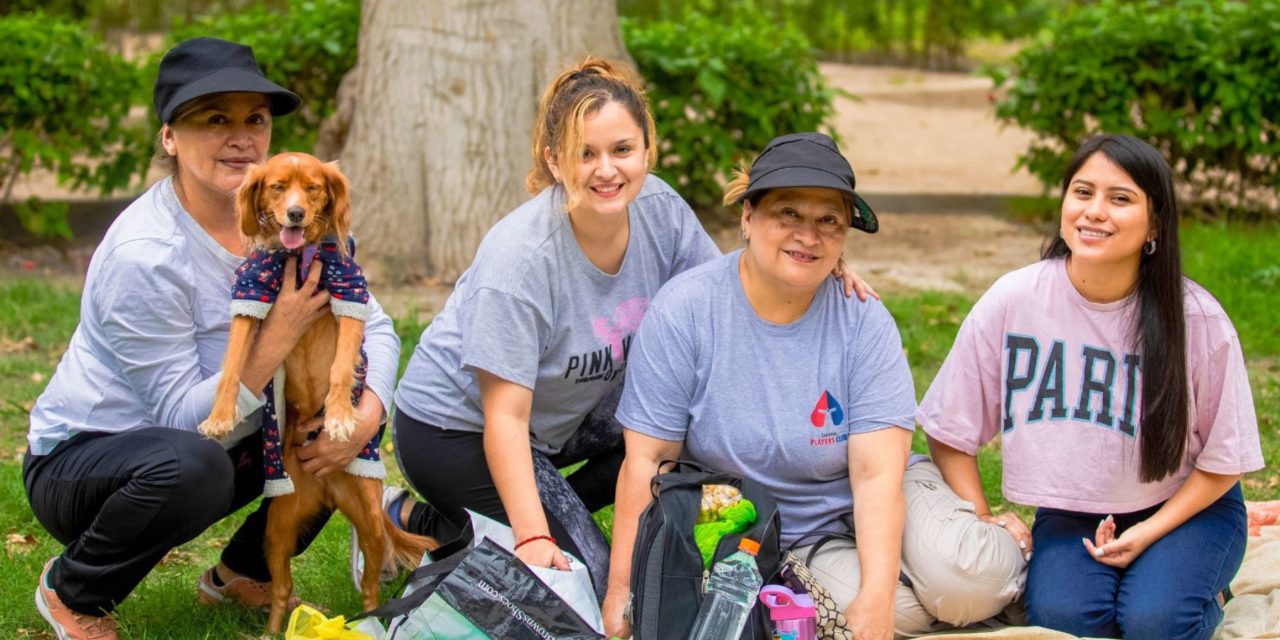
809,391,844,427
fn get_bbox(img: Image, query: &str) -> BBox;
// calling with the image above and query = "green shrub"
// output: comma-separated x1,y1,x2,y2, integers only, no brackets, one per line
165,0,359,153
0,12,150,238
988,0,1280,220
620,0,1062,68
622,12,841,214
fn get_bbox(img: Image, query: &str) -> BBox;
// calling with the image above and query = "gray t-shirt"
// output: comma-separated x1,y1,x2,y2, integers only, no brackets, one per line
394,175,720,455
617,251,917,545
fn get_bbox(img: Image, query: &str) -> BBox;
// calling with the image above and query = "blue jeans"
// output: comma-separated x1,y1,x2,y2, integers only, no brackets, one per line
1025,484,1246,640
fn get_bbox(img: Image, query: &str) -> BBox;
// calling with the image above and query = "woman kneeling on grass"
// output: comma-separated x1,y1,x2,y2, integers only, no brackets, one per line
919,134,1264,640
24,38,400,639
604,132,1025,640
381,60,873,599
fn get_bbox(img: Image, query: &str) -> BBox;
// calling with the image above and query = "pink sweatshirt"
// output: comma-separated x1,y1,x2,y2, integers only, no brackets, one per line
918,259,1263,513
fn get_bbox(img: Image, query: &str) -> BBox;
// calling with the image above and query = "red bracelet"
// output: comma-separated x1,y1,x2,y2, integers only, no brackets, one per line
514,534,557,550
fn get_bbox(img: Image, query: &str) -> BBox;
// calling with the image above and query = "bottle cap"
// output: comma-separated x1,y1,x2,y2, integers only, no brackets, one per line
738,538,761,555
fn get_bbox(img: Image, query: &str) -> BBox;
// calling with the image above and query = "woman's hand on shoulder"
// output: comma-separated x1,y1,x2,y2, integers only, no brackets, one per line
834,257,880,302
980,511,1033,561
602,586,632,639
259,255,330,348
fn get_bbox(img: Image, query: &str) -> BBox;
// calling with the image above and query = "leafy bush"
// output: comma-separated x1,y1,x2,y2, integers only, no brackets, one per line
622,12,841,214
620,0,1062,69
0,12,150,238
988,0,1280,219
165,0,359,153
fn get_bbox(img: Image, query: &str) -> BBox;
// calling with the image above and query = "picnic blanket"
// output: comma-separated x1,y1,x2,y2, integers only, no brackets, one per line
919,501,1280,639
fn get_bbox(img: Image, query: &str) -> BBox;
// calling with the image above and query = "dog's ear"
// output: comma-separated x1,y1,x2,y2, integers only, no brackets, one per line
322,160,352,256
237,162,267,239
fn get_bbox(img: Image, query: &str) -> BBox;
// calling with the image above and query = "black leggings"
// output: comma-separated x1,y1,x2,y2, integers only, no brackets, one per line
393,391,624,600
23,427,328,615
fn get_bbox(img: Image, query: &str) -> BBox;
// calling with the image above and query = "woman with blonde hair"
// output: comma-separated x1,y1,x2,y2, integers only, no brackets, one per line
384,59,873,597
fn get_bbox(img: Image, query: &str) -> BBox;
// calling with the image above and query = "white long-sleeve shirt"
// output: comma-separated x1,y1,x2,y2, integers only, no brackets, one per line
28,177,399,455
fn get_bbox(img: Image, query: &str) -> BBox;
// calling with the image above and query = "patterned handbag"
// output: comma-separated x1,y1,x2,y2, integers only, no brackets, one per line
780,548,852,640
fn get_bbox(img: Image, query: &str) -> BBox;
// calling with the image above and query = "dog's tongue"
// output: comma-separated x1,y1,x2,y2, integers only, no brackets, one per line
279,226,306,250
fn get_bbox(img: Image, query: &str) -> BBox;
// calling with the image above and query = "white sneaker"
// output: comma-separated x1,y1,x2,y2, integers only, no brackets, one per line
349,485,411,589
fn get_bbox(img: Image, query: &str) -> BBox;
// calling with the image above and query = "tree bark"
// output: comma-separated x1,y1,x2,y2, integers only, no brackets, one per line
337,0,629,284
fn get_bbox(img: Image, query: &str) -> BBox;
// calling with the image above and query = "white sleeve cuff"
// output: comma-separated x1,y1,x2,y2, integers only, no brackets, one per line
331,299,371,321
230,300,272,319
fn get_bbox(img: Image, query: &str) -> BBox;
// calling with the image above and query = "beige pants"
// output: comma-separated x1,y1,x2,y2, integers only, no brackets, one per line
793,461,1026,639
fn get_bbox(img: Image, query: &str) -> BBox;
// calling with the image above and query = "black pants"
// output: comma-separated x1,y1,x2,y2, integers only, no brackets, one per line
23,427,329,615
394,390,624,600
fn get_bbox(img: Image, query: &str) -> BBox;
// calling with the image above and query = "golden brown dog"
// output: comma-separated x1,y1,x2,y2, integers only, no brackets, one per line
199,152,436,632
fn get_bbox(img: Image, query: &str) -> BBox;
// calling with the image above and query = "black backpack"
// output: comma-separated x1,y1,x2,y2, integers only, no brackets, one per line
628,460,782,640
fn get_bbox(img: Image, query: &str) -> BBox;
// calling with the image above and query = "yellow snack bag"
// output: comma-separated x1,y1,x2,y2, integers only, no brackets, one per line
285,604,376,640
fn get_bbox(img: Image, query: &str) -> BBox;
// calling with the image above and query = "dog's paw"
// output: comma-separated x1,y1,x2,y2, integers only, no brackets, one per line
200,406,242,440
324,408,356,443
199,417,234,440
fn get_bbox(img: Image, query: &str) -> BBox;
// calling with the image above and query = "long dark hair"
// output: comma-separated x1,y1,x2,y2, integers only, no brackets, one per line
1042,134,1187,483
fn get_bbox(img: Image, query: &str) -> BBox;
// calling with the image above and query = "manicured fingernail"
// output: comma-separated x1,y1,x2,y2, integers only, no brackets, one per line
1106,514,1114,523
1026,552,1033,562
998,520,1007,527
1094,547,1105,557
1019,540,1026,550
1082,537,1091,547
1098,518,1106,528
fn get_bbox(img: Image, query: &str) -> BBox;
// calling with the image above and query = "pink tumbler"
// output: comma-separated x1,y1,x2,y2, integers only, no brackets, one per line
759,585,817,640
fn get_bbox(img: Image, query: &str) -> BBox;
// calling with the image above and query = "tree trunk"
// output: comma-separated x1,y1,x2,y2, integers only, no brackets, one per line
336,0,629,284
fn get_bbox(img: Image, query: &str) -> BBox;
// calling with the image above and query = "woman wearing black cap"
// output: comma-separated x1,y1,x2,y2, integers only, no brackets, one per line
24,38,401,637
605,133,1026,639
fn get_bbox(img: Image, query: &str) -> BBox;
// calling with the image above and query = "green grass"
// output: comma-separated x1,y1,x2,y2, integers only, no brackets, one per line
0,280,82,455
1181,220,1280,357
1,219,1276,636
884,289,1022,516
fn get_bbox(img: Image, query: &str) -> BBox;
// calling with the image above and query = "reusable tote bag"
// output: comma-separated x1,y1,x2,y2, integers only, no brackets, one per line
360,510,603,640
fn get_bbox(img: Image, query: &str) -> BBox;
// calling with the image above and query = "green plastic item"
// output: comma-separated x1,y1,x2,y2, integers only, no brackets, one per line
692,498,757,568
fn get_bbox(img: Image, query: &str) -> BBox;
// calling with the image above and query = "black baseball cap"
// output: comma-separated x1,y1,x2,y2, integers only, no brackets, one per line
739,132,878,233
153,37,300,124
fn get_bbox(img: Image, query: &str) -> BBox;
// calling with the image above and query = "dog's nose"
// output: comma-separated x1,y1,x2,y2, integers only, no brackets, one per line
286,206,305,224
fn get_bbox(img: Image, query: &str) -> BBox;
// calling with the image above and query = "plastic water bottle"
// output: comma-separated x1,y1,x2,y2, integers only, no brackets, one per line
688,538,763,640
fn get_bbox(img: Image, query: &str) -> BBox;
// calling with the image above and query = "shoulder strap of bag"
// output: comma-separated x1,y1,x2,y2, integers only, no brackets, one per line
786,514,856,565
657,459,709,475
651,460,754,499
786,521,912,589
351,552,465,622
351,531,475,622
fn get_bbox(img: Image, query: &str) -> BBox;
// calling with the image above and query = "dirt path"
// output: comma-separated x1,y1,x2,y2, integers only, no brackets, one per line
819,63,1048,298
825,63,1043,195
6,63,1051,316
